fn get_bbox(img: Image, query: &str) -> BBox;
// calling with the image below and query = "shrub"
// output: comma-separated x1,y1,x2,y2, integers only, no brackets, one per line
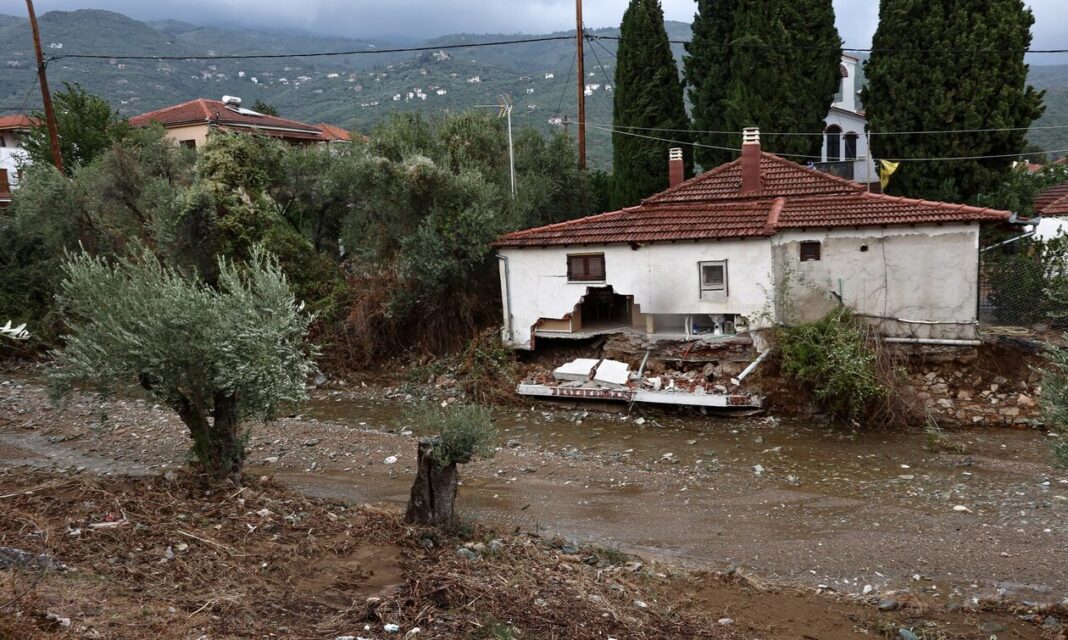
50,247,316,482
407,404,497,466
1040,339,1068,467
777,308,887,425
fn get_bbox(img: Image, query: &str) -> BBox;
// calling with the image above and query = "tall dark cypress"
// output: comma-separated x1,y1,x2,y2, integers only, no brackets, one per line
611,0,691,208
684,0,737,168
862,0,1044,202
685,0,841,168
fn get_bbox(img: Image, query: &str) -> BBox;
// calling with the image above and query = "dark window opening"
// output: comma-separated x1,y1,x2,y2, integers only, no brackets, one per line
825,126,842,162
800,241,821,262
0,168,9,193
699,260,728,294
567,253,605,282
844,133,858,161
179,139,197,149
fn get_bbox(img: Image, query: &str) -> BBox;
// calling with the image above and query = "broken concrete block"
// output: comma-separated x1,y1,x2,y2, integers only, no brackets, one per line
593,359,630,388
553,358,599,382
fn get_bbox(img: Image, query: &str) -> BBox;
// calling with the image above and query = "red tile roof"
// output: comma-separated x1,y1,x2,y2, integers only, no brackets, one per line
1036,181,1068,216
0,115,35,131
129,99,324,141
315,123,352,142
496,152,1010,248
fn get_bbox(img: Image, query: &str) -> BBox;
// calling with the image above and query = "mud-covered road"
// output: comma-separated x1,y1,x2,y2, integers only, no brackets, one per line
1,375,1066,611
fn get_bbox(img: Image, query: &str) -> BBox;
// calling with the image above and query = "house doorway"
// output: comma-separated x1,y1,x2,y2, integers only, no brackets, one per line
577,286,632,331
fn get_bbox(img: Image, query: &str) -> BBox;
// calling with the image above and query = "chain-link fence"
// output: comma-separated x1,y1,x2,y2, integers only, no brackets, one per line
978,234,1068,328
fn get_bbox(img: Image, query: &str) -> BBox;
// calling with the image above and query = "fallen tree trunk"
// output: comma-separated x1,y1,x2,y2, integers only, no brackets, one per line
405,437,458,527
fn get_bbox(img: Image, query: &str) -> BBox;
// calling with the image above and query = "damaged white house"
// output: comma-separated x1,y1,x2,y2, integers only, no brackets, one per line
494,129,1011,350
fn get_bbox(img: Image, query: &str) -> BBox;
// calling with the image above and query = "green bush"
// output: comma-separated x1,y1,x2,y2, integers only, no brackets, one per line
777,308,886,424
407,404,497,466
1040,340,1068,467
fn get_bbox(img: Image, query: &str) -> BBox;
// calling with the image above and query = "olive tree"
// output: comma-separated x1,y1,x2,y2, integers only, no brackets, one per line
50,247,315,482
405,405,496,527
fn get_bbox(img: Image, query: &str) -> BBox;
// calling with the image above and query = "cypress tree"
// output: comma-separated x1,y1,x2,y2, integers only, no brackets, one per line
684,0,737,168
611,0,691,208
862,0,1044,202
685,0,841,168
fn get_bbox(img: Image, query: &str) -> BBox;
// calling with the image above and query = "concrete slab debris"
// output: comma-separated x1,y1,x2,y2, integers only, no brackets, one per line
552,358,600,382
593,359,630,388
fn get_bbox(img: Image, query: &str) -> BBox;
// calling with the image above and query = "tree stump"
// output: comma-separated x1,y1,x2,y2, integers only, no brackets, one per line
405,437,459,526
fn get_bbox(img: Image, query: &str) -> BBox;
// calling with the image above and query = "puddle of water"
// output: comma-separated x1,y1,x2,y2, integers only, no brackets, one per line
303,391,1053,506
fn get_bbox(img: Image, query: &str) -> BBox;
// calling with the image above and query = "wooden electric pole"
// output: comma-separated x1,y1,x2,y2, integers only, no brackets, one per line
26,0,63,174
575,0,586,170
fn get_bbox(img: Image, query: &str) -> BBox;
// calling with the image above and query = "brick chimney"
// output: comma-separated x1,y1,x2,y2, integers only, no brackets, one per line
668,147,684,187
741,127,762,195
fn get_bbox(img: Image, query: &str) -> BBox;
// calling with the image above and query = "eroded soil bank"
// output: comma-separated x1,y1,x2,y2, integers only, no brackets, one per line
1,373,1067,638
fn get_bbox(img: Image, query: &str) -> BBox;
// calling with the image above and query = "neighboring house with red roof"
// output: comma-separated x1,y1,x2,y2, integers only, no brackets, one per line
129,96,341,148
0,114,35,207
315,123,353,142
494,129,1010,349
1032,180,1068,240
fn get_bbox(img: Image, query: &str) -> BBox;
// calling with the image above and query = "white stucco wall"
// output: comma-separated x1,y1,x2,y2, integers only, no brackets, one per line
499,224,983,348
499,240,774,348
772,225,981,340
0,139,27,191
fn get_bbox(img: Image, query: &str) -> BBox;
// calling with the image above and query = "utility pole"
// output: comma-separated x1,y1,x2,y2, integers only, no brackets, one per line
25,0,63,174
497,95,516,199
575,0,586,170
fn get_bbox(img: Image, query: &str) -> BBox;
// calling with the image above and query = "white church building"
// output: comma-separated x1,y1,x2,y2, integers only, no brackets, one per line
816,55,878,189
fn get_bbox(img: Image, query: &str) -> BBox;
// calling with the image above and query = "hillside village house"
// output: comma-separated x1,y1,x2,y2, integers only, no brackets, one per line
129,96,349,148
0,114,33,207
494,129,1010,351
816,55,878,187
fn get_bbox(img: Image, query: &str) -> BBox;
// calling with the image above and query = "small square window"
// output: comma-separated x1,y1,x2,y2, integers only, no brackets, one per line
700,260,727,294
567,253,605,282
800,241,821,262
179,139,197,149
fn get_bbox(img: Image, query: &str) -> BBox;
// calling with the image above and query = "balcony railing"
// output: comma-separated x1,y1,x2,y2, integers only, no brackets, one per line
811,161,855,181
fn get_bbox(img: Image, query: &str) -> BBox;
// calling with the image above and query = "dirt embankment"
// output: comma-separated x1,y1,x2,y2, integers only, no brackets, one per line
0,470,1061,640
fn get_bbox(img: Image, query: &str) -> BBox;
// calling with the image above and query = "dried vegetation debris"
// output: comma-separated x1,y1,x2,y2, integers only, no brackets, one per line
0,469,737,639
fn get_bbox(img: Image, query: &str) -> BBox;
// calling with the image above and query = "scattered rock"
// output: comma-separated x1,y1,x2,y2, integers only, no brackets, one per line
0,546,56,572
456,547,478,561
383,623,401,634
383,456,398,465
718,618,733,625
45,613,71,628
1045,616,1063,631
952,505,972,513
878,598,902,611
262,456,279,464
898,629,918,640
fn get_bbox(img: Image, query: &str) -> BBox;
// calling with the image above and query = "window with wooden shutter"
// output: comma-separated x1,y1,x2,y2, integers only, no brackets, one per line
567,253,605,282
0,169,9,194
800,241,821,262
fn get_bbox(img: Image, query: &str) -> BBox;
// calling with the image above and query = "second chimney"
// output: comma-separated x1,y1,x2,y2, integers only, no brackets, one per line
741,127,762,194
668,147,684,187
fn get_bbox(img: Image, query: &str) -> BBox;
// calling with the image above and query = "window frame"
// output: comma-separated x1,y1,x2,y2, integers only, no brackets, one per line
699,260,728,296
566,253,606,283
825,125,842,162
800,241,822,262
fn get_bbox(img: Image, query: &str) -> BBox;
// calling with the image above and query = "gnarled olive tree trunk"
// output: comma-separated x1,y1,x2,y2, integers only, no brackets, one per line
173,390,245,483
405,437,458,526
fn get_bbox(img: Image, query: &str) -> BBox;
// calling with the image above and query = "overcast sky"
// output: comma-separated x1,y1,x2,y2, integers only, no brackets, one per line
19,1,1068,62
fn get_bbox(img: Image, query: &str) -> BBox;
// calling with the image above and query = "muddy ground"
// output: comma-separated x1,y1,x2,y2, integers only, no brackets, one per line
1,372,1067,638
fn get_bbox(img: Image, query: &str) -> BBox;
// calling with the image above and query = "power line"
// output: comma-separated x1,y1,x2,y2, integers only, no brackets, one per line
588,121,1068,137
47,35,575,62
583,31,613,93
555,49,577,117
588,34,1068,56
588,122,1068,163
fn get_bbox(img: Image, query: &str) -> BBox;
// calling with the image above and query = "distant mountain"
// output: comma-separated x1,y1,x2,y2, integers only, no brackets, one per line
1,9,1065,168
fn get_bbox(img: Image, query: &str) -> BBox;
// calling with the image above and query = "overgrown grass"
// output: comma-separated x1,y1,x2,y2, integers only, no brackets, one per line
1040,339,1068,467
776,307,921,429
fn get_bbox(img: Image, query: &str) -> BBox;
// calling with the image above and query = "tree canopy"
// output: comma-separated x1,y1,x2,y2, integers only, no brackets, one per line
685,0,841,168
611,0,691,208
22,82,130,173
862,0,1044,202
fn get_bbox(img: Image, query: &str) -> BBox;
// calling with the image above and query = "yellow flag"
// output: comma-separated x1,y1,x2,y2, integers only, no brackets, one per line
879,160,900,191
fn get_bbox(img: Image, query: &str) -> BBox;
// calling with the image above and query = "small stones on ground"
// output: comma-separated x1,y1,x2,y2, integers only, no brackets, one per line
383,456,398,465
718,618,733,625
878,598,902,611
634,599,648,609
456,547,478,561
262,456,279,464
1044,616,1063,631
753,464,765,475
45,613,71,628
898,629,919,640
862,584,873,594
383,623,401,633
952,505,972,513
405,628,422,639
